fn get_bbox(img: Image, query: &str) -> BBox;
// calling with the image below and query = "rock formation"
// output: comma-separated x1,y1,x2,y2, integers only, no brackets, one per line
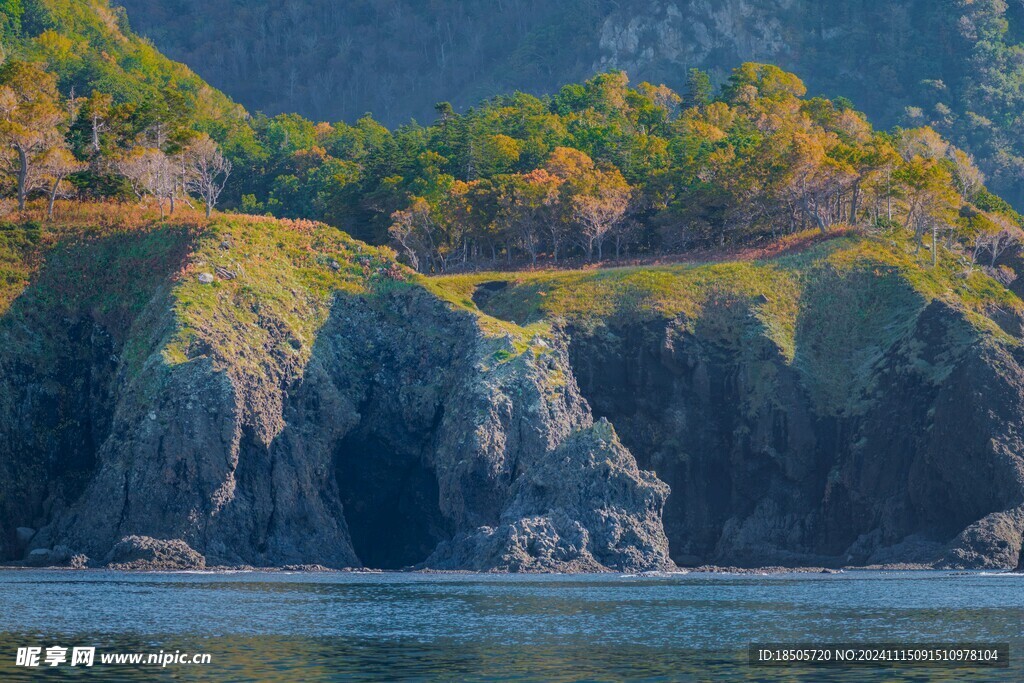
0,216,670,572
3,215,1023,571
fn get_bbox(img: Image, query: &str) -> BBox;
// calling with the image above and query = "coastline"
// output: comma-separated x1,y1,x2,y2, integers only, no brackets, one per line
1,563,1017,575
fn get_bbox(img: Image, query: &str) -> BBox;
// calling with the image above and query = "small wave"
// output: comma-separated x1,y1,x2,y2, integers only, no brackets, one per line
619,570,689,579
152,569,257,575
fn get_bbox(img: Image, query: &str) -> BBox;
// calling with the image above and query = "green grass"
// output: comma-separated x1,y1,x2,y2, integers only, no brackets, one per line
4,208,1022,423
0,203,404,386
167,216,365,368
418,273,552,356
432,228,1024,416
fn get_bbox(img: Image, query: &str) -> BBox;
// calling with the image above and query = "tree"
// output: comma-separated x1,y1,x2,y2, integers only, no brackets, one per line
185,134,232,217
84,91,113,156
527,169,569,262
897,127,949,161
895,157,961,262
637,82,682,124
861,142,904,224
39,147,86,219
434,102,455,127
169,150,193,214
781,131,857,233
569,166,631,261
389,203,422,272
496,169,561,265
473,134,522,178
961,210,1010,271
116,147,174,217
0,0,24,44
457,178,504,263
683,68,713,109
388,197,440,272
545,146,595,180
948,147,985,200
723,63,807,103
0,61,66,210
543,147,631,260
981,212,1021,268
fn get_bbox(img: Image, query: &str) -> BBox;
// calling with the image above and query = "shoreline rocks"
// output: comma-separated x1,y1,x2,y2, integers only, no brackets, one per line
104,536,207,571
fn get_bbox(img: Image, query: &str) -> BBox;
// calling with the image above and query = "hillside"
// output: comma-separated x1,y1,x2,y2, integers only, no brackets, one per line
2,1,1024,572
2,0,244,128
2,205,1023,570
114,0,1024,208
4,0,1018,276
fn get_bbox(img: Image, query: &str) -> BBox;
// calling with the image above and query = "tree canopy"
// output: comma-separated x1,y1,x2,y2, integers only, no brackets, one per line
1,0,1021,274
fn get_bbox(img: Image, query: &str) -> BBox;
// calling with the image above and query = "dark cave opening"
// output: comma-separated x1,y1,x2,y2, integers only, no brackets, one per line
471,281,509,310
333,432,449,570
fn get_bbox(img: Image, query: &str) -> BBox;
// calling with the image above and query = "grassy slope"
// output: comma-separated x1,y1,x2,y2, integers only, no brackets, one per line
0,203,396,370
3,208,1022,425
431,228,1024,416
0,202,549,410
0,204,202,340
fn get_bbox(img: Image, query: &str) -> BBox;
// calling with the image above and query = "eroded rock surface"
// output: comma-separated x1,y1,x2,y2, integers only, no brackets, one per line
427,420,671,572
4,248,670,571
561,297,1024,569
5,218,1024,572
105,536,207,570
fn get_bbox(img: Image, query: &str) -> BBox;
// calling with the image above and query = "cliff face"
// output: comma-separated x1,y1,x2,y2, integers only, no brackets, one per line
3,212,1024,571
596,0,796,80
0,210,670,571
564,301,1024,569
463,236,1024,570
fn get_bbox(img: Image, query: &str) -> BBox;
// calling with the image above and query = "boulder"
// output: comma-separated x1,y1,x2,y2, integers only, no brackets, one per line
68,554,90,570
105,536,206,570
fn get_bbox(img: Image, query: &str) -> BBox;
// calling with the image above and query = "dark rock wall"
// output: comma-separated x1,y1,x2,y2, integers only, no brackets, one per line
7,285,671,572
566,300,1024,568
0,225,195,561
0,319,117,558
4,230,1023,571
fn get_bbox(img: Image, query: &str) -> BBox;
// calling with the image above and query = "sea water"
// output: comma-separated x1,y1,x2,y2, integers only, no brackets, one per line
0,570,1021,681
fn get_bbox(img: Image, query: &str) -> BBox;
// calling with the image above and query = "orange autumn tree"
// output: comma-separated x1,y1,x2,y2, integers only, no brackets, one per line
0,61,68,210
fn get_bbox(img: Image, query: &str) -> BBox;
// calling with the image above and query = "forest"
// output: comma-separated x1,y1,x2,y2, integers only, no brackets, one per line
1,0,1022,274
115,0,1024,210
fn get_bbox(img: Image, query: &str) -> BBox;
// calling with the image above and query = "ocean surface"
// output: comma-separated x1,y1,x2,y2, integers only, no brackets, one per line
0,569,1021,681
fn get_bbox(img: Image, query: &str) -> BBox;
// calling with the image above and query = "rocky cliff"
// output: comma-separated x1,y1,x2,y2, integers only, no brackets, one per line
0,207,669,571
3,209,1023,571
453,234,1024,570
596,0,796,81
